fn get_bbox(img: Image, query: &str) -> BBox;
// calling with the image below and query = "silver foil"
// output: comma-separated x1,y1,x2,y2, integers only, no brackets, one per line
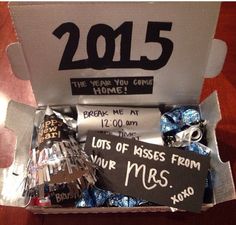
25,106,97,200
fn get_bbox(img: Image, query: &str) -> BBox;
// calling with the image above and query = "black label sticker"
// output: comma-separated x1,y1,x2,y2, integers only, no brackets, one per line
84,131,210,213
38,114,67,150
71,76,153,95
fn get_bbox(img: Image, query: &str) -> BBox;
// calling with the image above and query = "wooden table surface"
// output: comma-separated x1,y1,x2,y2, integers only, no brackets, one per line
0,2,236,225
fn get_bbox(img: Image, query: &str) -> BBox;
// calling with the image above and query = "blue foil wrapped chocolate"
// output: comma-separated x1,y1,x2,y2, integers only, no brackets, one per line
186,142,211,156
160,107,206,148
107,194,147,207
75,187,148,208
182,109,201,125
75,189,95,208
160,116,179,134
90,186,111,206
161,107,201,134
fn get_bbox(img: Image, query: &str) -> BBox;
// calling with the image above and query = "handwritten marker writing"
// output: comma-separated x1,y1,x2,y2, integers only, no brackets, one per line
171,154,201,171
115,142,129,154
171,187,194,205
90,155,116,170
91,137,111,150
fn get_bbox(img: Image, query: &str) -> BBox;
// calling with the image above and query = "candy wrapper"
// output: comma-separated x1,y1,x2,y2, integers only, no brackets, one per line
160,107,208,150
75,186,148,208
75,187,110,207
107,193,148,207
24,106,97,206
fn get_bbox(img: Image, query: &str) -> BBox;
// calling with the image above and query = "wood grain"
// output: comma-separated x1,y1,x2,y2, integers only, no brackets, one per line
0,2,235,225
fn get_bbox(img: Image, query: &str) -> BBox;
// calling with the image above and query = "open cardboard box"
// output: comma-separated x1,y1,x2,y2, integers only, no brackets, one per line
0,2,235,213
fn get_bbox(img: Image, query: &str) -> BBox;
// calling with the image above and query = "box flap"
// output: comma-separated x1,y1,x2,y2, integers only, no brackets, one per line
200,92,236,204
204,39,227,78
9,2,221,106
0,101,36,207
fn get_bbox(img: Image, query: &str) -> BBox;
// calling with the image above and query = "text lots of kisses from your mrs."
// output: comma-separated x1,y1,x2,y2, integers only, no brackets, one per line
84,131,210,212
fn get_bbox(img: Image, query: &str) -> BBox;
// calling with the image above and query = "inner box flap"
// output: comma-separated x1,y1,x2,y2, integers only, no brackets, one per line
0,101,35,207
8,2,221,106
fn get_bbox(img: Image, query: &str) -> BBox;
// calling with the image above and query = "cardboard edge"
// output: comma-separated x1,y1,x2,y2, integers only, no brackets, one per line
27,204,214,214
200,92,236,204
204,39,228,78
0,101,36,207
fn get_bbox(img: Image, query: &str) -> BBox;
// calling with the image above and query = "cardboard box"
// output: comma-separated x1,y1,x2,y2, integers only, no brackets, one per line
0,2,235,213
